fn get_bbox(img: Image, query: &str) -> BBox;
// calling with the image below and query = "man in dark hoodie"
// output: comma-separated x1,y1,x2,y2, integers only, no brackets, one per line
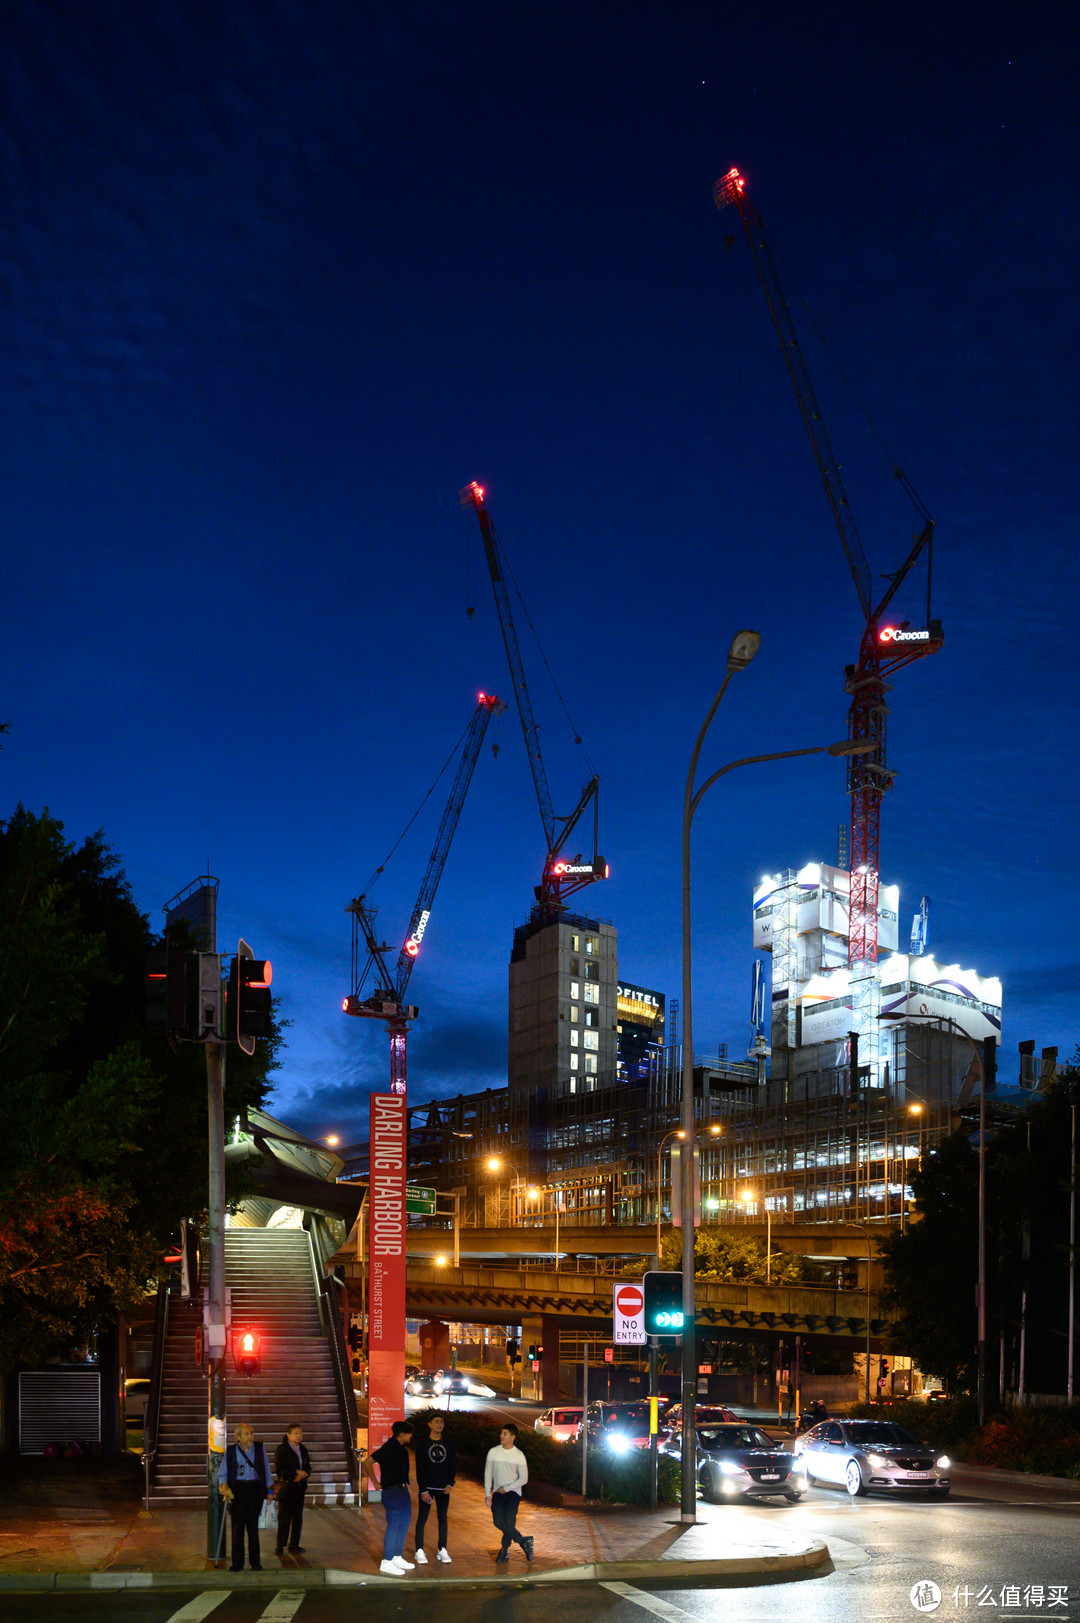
413,1412,456,1564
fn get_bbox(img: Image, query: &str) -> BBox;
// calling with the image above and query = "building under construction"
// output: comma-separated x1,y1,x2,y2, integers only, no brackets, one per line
398,861,1044,1239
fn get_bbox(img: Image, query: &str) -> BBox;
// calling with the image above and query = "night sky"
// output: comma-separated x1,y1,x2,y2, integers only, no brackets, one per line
3,1,1076,1144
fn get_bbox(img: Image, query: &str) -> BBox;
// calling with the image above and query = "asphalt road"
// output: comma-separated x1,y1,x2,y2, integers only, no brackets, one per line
4,1470,1077,1623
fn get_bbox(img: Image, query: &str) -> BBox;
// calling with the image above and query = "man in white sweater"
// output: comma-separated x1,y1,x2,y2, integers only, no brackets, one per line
483,1423,534,1563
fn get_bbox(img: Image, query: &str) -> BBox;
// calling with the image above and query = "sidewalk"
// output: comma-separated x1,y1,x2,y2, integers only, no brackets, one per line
0,1459,828,1593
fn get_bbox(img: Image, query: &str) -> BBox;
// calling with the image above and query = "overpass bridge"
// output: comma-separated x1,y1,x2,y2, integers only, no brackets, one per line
399,1221,889,1268
335,1250,888,1405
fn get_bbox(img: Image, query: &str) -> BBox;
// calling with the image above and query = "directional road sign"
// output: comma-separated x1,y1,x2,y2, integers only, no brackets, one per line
405,1185,437,1215
613,1281,646,1345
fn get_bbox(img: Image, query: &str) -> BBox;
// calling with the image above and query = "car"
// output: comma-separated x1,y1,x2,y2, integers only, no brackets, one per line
585,1401,654,1453
535,1406,584,1442
405,1371,444,1397
664,1403,740,1429
124,1377,151,1426
793,1418,951,1497
660,1422,808,1502
444,1371,497,1399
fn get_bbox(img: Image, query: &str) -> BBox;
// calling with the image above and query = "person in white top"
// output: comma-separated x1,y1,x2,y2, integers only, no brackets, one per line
483,1423,533,1563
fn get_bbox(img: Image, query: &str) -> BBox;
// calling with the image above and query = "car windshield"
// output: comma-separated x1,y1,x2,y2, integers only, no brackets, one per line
601,1404,650,1426
843,1422,920,1446
698,1426,773,1451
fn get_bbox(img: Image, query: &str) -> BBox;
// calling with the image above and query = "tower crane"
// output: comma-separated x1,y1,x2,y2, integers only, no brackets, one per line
714,168,943,1075
460,481,608,921
343,690,506,1094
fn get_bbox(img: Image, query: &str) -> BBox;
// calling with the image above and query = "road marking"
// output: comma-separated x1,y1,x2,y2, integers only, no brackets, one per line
258,1593,307,1621
164,1595,230,1623
600,1581,699,1622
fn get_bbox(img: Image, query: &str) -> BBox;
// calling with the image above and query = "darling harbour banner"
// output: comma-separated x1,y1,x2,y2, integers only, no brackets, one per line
367,1091,406,1451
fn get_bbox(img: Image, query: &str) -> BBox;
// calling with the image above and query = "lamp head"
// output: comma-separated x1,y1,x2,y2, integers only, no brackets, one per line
726,629,761,672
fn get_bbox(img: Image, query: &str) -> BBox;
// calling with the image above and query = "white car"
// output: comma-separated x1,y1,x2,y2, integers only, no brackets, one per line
794,1418,951,1497
534,1406,583,1442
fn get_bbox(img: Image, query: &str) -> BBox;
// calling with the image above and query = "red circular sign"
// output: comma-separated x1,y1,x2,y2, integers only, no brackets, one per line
615,1285,644,1316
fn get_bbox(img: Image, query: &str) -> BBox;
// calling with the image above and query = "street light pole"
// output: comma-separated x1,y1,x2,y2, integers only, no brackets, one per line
841,1221,875,1406
679,628,873,1524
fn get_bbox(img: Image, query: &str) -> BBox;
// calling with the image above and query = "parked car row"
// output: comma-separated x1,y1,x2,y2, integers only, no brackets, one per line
403,1367,497,1399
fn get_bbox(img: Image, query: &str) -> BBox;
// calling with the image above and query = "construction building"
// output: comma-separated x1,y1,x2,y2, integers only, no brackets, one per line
395,859,1023,1241
616,981,666,1081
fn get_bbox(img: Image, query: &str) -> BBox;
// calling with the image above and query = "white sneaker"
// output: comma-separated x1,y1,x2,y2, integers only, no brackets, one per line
380,1559,404,1575
414,1549,428,1564
394,1556,416,1570
437,1548,452,1563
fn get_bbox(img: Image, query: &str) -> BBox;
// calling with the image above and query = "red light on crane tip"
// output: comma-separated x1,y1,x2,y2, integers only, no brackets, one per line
405,941,419,957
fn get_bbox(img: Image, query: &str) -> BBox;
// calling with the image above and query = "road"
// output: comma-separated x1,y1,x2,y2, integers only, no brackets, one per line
3,1468,1077,1623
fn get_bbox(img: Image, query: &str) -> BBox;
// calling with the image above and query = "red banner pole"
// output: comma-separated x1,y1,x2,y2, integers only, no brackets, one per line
367,1092,407,1451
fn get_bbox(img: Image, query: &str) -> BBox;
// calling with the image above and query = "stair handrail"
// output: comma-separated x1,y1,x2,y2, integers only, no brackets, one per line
303,1229,360,1495
141,1278,171,1507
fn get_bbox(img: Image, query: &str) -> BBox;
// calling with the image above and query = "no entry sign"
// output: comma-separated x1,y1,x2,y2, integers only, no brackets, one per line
613,1281,646,1345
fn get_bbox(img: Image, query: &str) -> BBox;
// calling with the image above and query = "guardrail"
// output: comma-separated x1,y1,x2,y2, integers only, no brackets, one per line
141,1281,170,1509
305,1230,360,1495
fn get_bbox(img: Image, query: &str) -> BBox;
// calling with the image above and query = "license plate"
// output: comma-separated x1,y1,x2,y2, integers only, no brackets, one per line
759,1473,781,1480
904,1471,931,1478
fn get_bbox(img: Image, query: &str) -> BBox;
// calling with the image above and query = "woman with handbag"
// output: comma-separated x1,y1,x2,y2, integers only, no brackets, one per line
274,1424,312,1556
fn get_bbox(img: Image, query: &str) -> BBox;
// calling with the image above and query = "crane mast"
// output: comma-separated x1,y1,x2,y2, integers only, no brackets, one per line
460,482,607,920
343,690,505,1094
714,168,942,1077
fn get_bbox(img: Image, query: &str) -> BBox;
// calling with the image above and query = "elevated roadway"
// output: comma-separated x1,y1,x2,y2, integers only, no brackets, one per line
400,1221,889,1264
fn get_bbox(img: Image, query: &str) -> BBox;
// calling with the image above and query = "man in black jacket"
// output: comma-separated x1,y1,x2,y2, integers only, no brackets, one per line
274,1424,311,1556
414,1413,456,1564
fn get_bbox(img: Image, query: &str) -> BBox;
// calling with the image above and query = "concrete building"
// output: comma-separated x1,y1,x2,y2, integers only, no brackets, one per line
508,912,618,1097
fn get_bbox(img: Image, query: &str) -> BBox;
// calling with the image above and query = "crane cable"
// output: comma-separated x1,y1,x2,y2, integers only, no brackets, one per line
499,546,598,781
770,237,934,528
360,715,474,896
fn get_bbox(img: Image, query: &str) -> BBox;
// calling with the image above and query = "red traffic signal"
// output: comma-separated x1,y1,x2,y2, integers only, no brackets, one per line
232,938,273,1056
233,1327,261,1376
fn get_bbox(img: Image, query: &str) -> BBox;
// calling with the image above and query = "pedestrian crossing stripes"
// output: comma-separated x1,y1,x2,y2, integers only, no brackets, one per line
600,1581,700,1623
163,1594,305,1623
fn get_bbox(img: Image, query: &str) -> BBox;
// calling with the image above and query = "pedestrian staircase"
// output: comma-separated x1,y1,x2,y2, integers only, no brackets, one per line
149,1227,357,1508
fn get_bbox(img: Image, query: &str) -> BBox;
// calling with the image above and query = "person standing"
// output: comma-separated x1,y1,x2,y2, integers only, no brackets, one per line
274,1424,311,1557
414,1413,456,1564
216,1422,274,1572
364,1420,414,1575
484,1422,533,1564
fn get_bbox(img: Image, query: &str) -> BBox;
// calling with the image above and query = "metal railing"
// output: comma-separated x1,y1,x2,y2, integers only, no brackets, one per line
141,1280,170,1509
304,1228,360,1495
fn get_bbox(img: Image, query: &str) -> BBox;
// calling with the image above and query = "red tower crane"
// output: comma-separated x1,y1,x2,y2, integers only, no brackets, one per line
460,481,608,921
342,690,505,1094
714,167,943,1071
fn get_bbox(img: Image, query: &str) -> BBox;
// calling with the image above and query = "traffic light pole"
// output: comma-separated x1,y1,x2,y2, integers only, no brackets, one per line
206,1033,228,1561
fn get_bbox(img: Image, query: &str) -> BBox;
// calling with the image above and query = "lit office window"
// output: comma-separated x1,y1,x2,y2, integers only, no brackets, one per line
570,1054,579,1071
570,1004,579,1022
570,981,580,1000
584,1030,599,1051
571,1029,579,1047
585,1054,597,1074
584,984,599,1005
585,937,597,955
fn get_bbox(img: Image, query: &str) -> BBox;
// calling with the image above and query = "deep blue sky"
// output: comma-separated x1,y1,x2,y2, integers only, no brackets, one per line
3,0,1076,1144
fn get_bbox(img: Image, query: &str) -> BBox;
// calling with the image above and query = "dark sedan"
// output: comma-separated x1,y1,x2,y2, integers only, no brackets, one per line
661,1423,809,1502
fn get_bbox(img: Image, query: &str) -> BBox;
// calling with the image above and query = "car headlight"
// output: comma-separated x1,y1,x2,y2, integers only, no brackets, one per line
866,1454,889,1469
936,1455,950,1470
719,1459,748,1476
607,1433,631,1454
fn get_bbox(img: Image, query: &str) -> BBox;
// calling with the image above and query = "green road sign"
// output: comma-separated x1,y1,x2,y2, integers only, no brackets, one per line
405,1185,437,1215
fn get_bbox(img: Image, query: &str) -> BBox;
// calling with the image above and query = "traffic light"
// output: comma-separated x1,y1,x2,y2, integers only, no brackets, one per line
643,1271,685,1338
506,1338,519,1364
231,938,273,1056
347,1324,362,1353
145,943,193,1042
233,1327,261,1376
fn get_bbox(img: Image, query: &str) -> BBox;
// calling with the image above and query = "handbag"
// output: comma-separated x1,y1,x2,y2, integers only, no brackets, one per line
258,1497,279,1532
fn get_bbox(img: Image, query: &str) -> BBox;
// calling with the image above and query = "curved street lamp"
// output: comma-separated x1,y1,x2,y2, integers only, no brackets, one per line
678,627,876,1522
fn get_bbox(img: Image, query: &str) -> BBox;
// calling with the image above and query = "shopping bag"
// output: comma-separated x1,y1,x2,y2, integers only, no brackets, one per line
258,1497,279,1532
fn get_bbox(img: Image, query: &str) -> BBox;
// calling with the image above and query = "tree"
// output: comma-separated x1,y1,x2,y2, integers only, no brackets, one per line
881,1129,979,1390
633,1227,821,1284
0,805,282,1372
